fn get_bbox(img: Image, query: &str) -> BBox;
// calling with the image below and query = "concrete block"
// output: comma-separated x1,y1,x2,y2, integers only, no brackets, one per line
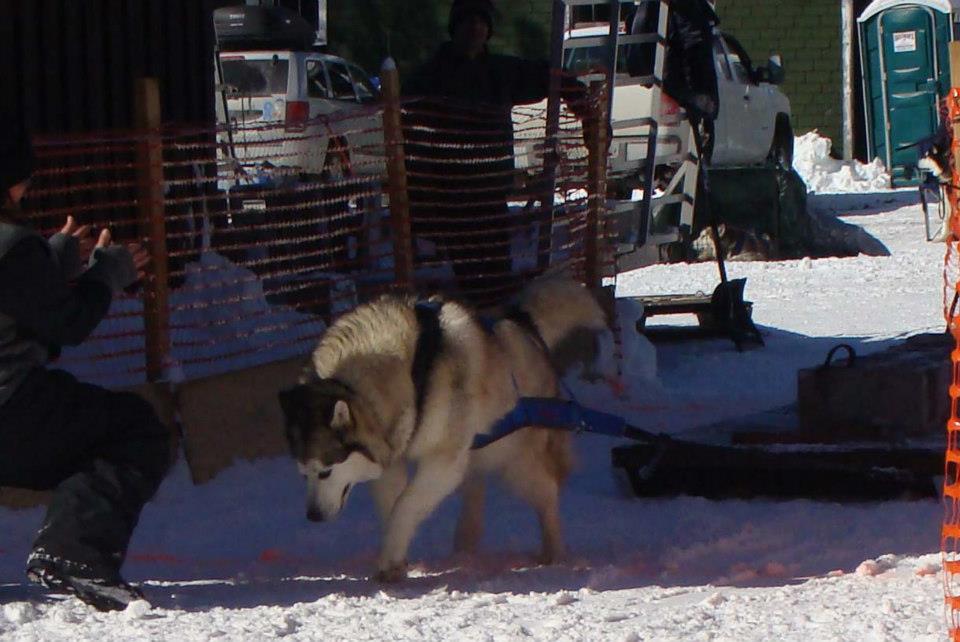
177,356,306,484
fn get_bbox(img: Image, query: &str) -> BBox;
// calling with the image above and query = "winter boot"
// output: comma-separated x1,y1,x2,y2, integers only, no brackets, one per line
26,559,145,612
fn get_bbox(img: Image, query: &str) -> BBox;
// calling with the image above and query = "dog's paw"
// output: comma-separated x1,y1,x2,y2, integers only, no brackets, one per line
375,561,408,583
537,548,566,566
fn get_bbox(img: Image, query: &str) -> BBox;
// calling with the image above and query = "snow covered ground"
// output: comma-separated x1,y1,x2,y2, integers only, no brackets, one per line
0,147,950,640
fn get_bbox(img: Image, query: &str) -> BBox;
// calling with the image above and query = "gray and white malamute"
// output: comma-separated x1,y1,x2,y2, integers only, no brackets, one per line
278,276,608,581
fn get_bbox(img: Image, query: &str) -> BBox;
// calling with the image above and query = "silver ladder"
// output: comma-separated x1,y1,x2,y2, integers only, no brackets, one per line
548,0,701,271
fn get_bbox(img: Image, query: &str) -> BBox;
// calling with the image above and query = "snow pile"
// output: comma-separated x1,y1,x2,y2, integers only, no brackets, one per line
58,252,328,387
794,131,891,194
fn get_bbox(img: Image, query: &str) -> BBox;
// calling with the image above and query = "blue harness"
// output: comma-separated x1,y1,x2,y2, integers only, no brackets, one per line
472,397,631,449
411,301,633,451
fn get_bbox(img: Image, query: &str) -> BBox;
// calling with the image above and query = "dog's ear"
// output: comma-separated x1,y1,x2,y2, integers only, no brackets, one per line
309,378,354,400
278,384,309,422
307,378,353,433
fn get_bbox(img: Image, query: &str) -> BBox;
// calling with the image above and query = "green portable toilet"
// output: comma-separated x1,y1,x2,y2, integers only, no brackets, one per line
859,0,960,186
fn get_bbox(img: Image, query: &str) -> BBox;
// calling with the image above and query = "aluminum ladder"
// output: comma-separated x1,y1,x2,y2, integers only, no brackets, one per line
548,0,701,271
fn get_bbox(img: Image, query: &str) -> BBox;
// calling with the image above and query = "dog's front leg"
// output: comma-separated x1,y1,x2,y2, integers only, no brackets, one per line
376,452,468,582
370,461,408,526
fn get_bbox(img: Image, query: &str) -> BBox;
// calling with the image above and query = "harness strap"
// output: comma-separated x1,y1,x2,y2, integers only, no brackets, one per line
412,300,443,429
419,302,634,450
472,397,630,449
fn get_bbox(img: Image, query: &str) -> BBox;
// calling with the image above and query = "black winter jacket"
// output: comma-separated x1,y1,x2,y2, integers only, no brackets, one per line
0,218,138,406
627,0,720,120
403,43,587,232
403,43,559,205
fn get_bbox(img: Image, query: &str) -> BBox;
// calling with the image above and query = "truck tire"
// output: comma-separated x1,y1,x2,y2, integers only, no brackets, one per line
768,115,794,170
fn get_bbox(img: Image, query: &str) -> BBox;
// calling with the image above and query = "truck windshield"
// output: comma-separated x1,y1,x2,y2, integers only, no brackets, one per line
221,57,289,97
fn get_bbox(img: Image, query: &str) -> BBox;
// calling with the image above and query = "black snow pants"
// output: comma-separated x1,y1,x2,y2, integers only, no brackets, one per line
0,368,171,578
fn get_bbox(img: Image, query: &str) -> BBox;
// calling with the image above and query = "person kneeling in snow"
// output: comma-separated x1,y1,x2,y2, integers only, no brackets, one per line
0,127,172,611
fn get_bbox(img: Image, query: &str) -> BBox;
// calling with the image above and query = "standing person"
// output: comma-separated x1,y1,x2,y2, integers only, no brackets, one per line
627,0,720,158
404,0,591,306
0,127,172,611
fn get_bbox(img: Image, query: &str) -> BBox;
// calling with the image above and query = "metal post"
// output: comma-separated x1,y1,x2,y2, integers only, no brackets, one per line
638,0,670,249
841,0,856,160
605,0,620,92
381,58,414,291
536,0,568,272
316,0,328,46
134,78,170,383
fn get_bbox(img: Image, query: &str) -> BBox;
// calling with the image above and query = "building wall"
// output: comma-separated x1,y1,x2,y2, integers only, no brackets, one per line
718,0,843,146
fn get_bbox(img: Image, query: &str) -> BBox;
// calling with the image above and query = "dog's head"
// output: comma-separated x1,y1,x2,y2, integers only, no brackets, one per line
918,127,952,184
278,378,383,522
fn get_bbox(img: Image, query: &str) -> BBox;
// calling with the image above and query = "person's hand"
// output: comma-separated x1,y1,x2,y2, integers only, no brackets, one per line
96,229,151,283
60,216,96,263
95,227,112,250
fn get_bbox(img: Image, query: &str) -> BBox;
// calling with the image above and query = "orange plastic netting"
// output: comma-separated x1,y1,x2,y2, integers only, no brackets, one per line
943,86,960,641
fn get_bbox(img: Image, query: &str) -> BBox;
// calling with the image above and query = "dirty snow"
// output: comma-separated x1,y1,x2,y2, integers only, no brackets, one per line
0,144,949,640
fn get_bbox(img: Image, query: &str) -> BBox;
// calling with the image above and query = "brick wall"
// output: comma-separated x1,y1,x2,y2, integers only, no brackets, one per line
490,0,554,58
718,0,842,145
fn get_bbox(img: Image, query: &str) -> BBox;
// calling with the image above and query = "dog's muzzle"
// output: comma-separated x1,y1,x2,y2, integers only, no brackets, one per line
307,508,326,522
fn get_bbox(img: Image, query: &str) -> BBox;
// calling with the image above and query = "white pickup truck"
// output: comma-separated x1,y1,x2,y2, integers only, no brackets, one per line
513,28,793,180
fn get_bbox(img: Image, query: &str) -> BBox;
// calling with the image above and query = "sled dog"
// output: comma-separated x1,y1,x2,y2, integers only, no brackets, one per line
278,276,608,581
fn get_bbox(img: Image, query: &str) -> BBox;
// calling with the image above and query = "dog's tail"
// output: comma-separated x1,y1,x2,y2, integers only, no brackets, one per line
514,276,609,374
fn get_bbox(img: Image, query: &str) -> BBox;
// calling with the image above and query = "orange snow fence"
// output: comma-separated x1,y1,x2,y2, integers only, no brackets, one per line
943,87,960,641
19,76,614,389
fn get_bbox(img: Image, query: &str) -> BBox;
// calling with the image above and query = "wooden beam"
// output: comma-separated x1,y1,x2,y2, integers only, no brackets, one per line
380,58,414,291
134,78,171,383
585,81,610,289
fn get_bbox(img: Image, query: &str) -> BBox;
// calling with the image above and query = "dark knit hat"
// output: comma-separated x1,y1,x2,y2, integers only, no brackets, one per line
0,126,35,195
448,0,495,39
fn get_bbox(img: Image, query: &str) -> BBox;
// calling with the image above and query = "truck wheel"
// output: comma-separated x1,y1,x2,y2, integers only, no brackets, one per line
768,116,794,170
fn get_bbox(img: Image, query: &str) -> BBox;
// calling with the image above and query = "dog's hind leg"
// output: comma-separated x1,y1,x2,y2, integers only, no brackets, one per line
377,452,469,582
501,447,565,565
370,461,408,526
454,475,486,555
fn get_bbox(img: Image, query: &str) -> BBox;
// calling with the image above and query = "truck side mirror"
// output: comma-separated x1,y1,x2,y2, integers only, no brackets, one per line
764,54,785,85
